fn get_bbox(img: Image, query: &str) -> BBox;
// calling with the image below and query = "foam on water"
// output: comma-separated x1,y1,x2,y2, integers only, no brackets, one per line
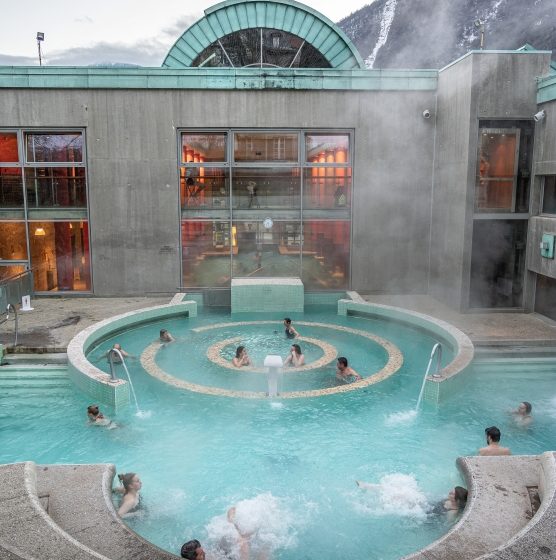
384,409,418,426
354,473,429,519
136,410,152,419
270,401,284,409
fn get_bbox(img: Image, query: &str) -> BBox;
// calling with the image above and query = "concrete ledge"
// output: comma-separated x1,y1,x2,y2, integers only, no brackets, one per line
402,453,556,560
67,301,197,409
338,299,474,403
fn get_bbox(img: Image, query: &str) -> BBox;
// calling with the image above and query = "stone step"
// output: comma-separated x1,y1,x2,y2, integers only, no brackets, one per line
2,353,68,365
36,464,178,560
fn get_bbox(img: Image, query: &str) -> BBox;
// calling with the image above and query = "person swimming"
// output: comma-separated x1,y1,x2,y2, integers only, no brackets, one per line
87,404,116,428
159,329,175,343
115,472,142,517
283,318,298,339
511,401,533,426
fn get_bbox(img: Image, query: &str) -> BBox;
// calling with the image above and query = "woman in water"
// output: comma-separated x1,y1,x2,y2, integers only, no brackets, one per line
87,404,116,428
115,472,142,517
284,344,305,367
440,486,468,520
159,329,175,343
232,346,251,367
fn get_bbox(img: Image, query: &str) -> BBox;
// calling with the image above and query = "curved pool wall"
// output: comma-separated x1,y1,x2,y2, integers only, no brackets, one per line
66,297,197,409
338,296,475,403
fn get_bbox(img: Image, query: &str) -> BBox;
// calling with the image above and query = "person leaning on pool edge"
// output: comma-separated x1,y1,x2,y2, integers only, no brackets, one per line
181,539,205,560
479,426,511,456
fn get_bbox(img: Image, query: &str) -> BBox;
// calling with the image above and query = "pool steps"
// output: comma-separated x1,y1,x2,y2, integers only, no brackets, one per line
1,454,555,560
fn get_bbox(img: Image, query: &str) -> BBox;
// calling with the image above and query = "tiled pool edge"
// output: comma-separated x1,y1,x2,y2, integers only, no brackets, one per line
338,298,474,404
67,299,197,409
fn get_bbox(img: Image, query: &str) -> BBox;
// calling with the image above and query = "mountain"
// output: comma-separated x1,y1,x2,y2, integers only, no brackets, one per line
338,0,556,69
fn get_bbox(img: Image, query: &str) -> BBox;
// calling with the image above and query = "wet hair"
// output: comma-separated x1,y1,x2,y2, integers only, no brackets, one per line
160,329,167,336
522,401,532,414
292,344,302,355
181,539,202,559
284,318,291,324
87,405,99,416
485,426,501,442
454,486,468,508
338,357,348,367
117,472,137,492
235,346,245,358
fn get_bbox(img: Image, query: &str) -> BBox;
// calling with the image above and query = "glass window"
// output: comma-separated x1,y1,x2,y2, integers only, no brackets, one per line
25,167,87,208
542,176,556,215
0,264,26,282
181,133,227,163
232,168,300,210
29,221,91,292
231,220,301,278
0,168,23,207
0,132,19,162
475,130,518,211
302,221,350,290
535,274,556,321
25,133,83,163
303,168,351,209
181,221,231,287
234,133,298,162
0,222,28,260
180,167,229,209
305,134,349,163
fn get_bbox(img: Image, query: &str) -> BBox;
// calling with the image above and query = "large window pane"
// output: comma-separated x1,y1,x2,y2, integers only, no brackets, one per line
181,221,231,287
305,134,350,162
0,222,27,260
303,168,351,209
0,168,23,207
24,167,87,208
26,133,83,163
181,133,227,163
231,220,301,278
469,220,527,308
302,221,350,290
0,132,19,162
180,167,229,209
234,133,298,162
232,168,300,209
542,176,556,215
29,221,91,291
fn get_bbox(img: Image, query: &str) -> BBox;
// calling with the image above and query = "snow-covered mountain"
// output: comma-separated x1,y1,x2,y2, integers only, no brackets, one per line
338,0,556,69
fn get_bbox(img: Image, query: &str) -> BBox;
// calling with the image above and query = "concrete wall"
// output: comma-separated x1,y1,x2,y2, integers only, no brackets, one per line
0,87,435,296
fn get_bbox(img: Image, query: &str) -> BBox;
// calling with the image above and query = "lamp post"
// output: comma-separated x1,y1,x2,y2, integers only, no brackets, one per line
36,32,44,66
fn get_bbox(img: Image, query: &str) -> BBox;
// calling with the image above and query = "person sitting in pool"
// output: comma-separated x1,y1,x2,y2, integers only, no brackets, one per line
87,404,116,428
336,357,362,381
115,472,142,517
511,401,533,427
283,318,298,339
232,346,251,367
284,343,305,367
180,539,206,560
479,426,511,456
159,329,175,343
442,486,468,520
106,343,132,363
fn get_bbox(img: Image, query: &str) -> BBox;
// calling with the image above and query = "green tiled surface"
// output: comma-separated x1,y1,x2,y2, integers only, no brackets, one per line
231,279,304,313
538,75,556,103
305,292,345,306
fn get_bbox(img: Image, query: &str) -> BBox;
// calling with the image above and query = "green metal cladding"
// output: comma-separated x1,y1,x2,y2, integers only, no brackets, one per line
162,0,365,70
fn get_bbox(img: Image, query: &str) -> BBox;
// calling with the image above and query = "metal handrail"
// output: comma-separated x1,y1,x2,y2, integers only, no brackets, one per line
426,342,443,378
1,304,19,347
108,348,125,382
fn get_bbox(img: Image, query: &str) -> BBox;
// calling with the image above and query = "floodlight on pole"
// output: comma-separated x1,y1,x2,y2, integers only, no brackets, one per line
36,32,44,66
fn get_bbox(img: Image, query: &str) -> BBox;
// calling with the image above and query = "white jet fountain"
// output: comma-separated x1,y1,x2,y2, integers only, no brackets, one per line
264,354,283,398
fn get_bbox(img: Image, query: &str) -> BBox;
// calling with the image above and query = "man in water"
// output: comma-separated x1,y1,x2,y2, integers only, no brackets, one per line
106,343,131,364
479,426,511,456
87,404,116,428
511,401,533,426
283,318,298,339
336,357,362,381
181,539,206,560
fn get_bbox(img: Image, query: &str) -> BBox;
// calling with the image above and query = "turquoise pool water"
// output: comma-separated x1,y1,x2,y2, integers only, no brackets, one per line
1,307,555,560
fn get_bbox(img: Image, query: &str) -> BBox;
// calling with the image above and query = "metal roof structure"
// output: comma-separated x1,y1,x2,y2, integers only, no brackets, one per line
162,0,365,70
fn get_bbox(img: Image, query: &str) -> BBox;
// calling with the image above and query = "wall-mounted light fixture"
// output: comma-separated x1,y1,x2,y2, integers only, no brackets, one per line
34,227,46,237
533,110,546,122
422,109,432,119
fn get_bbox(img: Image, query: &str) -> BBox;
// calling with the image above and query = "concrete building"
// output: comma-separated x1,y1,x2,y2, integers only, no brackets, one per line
0,0,555,318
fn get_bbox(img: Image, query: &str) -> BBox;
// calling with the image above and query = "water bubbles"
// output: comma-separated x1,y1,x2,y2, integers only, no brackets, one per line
135,410,152,419
384,409,417,426
270,401,284,409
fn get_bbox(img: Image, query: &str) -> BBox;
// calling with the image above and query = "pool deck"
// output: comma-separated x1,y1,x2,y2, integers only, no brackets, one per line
0,293,556,351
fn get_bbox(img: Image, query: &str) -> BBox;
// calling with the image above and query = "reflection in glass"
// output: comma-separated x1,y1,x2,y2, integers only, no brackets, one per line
302,221,350,290
26,133,83,163
303,168,351,209
24,167,87,208
0,222,28,260
234,133,298,162
232,221,301,278
181,133,227,163
0,168,23,207
232,168,300,209
0,132,19,162
542,176,556,214
180,167,229,209
0,264,26,282
181,221,231,287
305,134,349,162
29,221,91,291
475,131,517,211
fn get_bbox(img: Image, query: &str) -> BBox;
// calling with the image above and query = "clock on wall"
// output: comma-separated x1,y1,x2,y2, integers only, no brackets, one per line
263,217,273,229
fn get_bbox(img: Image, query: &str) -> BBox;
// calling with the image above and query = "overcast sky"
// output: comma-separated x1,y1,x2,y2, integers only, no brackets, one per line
0,0,370,66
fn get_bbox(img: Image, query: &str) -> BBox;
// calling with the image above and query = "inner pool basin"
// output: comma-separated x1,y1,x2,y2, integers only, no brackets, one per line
2,305,556,560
